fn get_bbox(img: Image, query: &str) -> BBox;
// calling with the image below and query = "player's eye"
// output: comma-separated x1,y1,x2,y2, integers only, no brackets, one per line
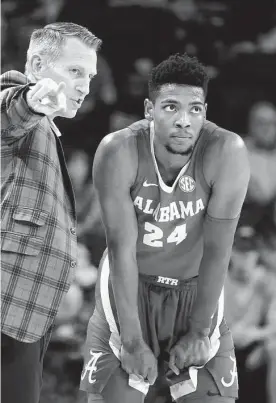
191,106,203,113
164,105,176,112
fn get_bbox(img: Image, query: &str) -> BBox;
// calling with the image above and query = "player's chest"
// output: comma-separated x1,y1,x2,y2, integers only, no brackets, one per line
132,174,208,224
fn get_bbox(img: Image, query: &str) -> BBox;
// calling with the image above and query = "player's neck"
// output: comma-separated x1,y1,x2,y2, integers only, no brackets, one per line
154,141,191,172
153,142,191,185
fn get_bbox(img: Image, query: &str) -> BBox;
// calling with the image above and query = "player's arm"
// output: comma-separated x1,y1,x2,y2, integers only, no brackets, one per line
93,130,142,342
169,132,250,372
93,131,158,383
189,133,250,334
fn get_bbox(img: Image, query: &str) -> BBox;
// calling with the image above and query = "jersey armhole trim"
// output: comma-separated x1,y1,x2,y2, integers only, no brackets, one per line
128,127,140,193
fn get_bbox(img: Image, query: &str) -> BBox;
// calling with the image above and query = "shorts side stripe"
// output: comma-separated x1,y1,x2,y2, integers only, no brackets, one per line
170,288,224,400
99,253,150,396
100,254,119,335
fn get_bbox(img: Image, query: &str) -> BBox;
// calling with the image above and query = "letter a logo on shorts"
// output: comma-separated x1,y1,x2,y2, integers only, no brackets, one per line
81,350,103,384
179,176,196,193
221,356,237,388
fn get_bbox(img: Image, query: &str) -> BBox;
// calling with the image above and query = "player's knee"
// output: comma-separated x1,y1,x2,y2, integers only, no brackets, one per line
87,392,105,403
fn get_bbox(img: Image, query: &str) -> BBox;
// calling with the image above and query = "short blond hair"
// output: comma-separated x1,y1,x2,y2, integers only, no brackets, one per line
25,22,102,74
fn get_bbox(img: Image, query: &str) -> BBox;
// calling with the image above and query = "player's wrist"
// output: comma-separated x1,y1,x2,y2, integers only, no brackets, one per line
119,312,143,343
121,334,145,352
121,317,144,347
188,317,211,338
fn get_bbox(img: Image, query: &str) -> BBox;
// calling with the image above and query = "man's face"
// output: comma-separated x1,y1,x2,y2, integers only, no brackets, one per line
145,84,206,155
39,37,97,118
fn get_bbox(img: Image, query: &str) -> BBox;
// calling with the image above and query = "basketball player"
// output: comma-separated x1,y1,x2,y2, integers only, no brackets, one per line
80,53,250,403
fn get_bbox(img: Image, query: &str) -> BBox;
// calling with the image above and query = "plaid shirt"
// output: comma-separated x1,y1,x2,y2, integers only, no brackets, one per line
1,71,78,342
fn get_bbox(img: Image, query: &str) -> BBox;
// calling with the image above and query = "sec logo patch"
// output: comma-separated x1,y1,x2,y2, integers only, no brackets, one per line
179,176,196,192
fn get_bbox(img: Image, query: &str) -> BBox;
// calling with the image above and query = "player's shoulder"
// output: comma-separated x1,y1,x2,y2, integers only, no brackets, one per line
204,120,246,154
93,120,149,183
99,119,148,156
203,121,249,184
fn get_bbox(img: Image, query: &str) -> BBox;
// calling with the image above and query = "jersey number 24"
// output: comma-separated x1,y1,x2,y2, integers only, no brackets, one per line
143,222,187,248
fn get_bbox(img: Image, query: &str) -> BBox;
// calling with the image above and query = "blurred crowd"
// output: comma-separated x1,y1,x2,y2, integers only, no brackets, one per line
2,0,276,402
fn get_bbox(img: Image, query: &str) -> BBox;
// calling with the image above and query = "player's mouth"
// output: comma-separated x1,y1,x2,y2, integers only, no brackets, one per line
171,134,192,140
172,135,191,139
171,130,193,138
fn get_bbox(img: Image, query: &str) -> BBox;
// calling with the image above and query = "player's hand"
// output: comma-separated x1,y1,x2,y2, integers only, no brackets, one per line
26,78,67,116
169,332,211,374
120,339,158,385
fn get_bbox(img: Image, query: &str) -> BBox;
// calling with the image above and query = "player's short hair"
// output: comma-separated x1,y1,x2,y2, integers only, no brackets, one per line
148,53,209,102
25,22,102,74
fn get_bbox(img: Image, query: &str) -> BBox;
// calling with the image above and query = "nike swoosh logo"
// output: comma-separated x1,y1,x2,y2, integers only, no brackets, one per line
143,180,158,187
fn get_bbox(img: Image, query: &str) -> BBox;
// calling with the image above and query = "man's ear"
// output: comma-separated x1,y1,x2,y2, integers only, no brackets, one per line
205,103,208,115
144,98,154,121
29,54,45,80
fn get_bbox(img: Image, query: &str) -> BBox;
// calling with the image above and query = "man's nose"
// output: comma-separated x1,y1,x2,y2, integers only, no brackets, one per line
175,112,191,128
76,79,90,97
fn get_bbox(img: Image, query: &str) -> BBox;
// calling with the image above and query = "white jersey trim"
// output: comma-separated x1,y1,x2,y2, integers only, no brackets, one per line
150,121,190,194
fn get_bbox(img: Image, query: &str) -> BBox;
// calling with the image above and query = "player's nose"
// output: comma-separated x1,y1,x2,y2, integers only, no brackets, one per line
175,112,191,128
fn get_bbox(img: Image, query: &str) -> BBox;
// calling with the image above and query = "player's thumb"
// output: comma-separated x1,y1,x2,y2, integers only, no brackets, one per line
169,350,180,376
147,363,158,385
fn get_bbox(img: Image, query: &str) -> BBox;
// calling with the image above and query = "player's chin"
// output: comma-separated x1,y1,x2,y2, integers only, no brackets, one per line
167,143,192,156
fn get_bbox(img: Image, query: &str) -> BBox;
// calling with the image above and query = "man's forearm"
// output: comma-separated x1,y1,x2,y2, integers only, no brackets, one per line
109,249,143,345
2,86,43,141
189,215,239,334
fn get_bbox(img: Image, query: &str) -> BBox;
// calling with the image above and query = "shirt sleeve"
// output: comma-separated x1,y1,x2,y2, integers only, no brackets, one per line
1,78,44,143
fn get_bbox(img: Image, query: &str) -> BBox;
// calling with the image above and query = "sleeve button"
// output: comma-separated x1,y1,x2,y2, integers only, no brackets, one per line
70,227,76,235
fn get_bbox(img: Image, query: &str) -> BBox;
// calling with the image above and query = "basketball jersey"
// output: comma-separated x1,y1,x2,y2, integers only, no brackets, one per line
130,119,219,279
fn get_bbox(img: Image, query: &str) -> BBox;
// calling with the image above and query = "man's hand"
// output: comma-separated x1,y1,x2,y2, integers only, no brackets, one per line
120,339,158,385
26,78,67,116
169,332,211,374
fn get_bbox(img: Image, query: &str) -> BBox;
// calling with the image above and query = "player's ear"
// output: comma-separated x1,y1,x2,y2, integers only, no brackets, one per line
144,98,154,121
205,103,208,114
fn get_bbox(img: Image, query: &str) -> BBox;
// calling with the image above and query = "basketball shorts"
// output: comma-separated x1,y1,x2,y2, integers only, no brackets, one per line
80,253,238,402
